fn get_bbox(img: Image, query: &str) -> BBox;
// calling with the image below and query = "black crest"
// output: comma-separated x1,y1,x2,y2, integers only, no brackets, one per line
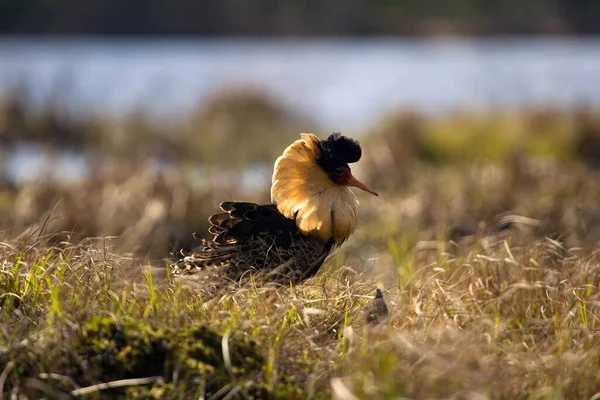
316,133,362,173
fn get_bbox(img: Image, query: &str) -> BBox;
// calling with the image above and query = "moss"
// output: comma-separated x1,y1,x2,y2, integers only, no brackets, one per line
3,315,298,399
124,382,177,400
74,316,172,382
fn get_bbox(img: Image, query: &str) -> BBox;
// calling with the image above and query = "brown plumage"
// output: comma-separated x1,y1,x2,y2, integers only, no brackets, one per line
172,133,378,287
365,288,389,326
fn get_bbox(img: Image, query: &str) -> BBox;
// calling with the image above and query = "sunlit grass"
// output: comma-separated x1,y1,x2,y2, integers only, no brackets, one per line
2,94,600,397
3,227,600,398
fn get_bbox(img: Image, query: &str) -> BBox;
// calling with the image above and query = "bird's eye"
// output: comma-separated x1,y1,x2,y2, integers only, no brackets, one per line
334,168,344,177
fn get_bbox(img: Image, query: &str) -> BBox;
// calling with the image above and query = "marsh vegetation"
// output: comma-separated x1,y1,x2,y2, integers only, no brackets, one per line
2,89,600,398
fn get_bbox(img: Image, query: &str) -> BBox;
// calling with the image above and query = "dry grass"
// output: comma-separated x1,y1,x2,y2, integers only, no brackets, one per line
2,94,600,398
3,212,600,398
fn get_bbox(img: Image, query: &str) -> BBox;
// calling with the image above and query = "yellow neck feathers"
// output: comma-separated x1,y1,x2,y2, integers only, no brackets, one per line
271,133,358,244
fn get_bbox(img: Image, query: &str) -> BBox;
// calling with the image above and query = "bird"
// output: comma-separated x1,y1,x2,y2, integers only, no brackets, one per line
171,132,378,287
365,288,389,326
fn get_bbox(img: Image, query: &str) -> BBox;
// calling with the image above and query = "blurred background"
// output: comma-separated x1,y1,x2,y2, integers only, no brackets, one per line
1,1,600,264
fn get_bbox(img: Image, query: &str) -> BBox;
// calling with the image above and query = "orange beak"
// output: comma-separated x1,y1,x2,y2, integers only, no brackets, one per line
347,175,379,196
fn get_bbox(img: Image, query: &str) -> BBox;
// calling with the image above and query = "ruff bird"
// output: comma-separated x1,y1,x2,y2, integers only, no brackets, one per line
172,133,378,286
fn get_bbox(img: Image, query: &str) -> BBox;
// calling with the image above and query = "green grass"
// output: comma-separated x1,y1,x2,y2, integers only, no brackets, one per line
3,97,600,398
3,183,600,398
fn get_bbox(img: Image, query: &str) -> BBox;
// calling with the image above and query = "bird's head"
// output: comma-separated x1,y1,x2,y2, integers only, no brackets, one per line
271,133,377,243
314,133,378,196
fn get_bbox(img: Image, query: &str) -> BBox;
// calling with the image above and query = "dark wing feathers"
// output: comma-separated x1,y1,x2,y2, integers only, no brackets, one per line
208,202,297,245
172,201,333,286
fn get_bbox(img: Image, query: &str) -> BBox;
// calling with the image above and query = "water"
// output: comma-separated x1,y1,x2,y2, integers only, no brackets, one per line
4,143,90,185
1,37,600,131
2,37,600,185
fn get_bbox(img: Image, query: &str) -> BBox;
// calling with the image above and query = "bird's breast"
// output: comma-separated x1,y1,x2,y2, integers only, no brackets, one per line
271,133,359,244
293,186,358,244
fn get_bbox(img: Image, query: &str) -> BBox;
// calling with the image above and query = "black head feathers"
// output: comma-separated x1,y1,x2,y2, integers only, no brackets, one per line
317,133,362,172
327,133,362,163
